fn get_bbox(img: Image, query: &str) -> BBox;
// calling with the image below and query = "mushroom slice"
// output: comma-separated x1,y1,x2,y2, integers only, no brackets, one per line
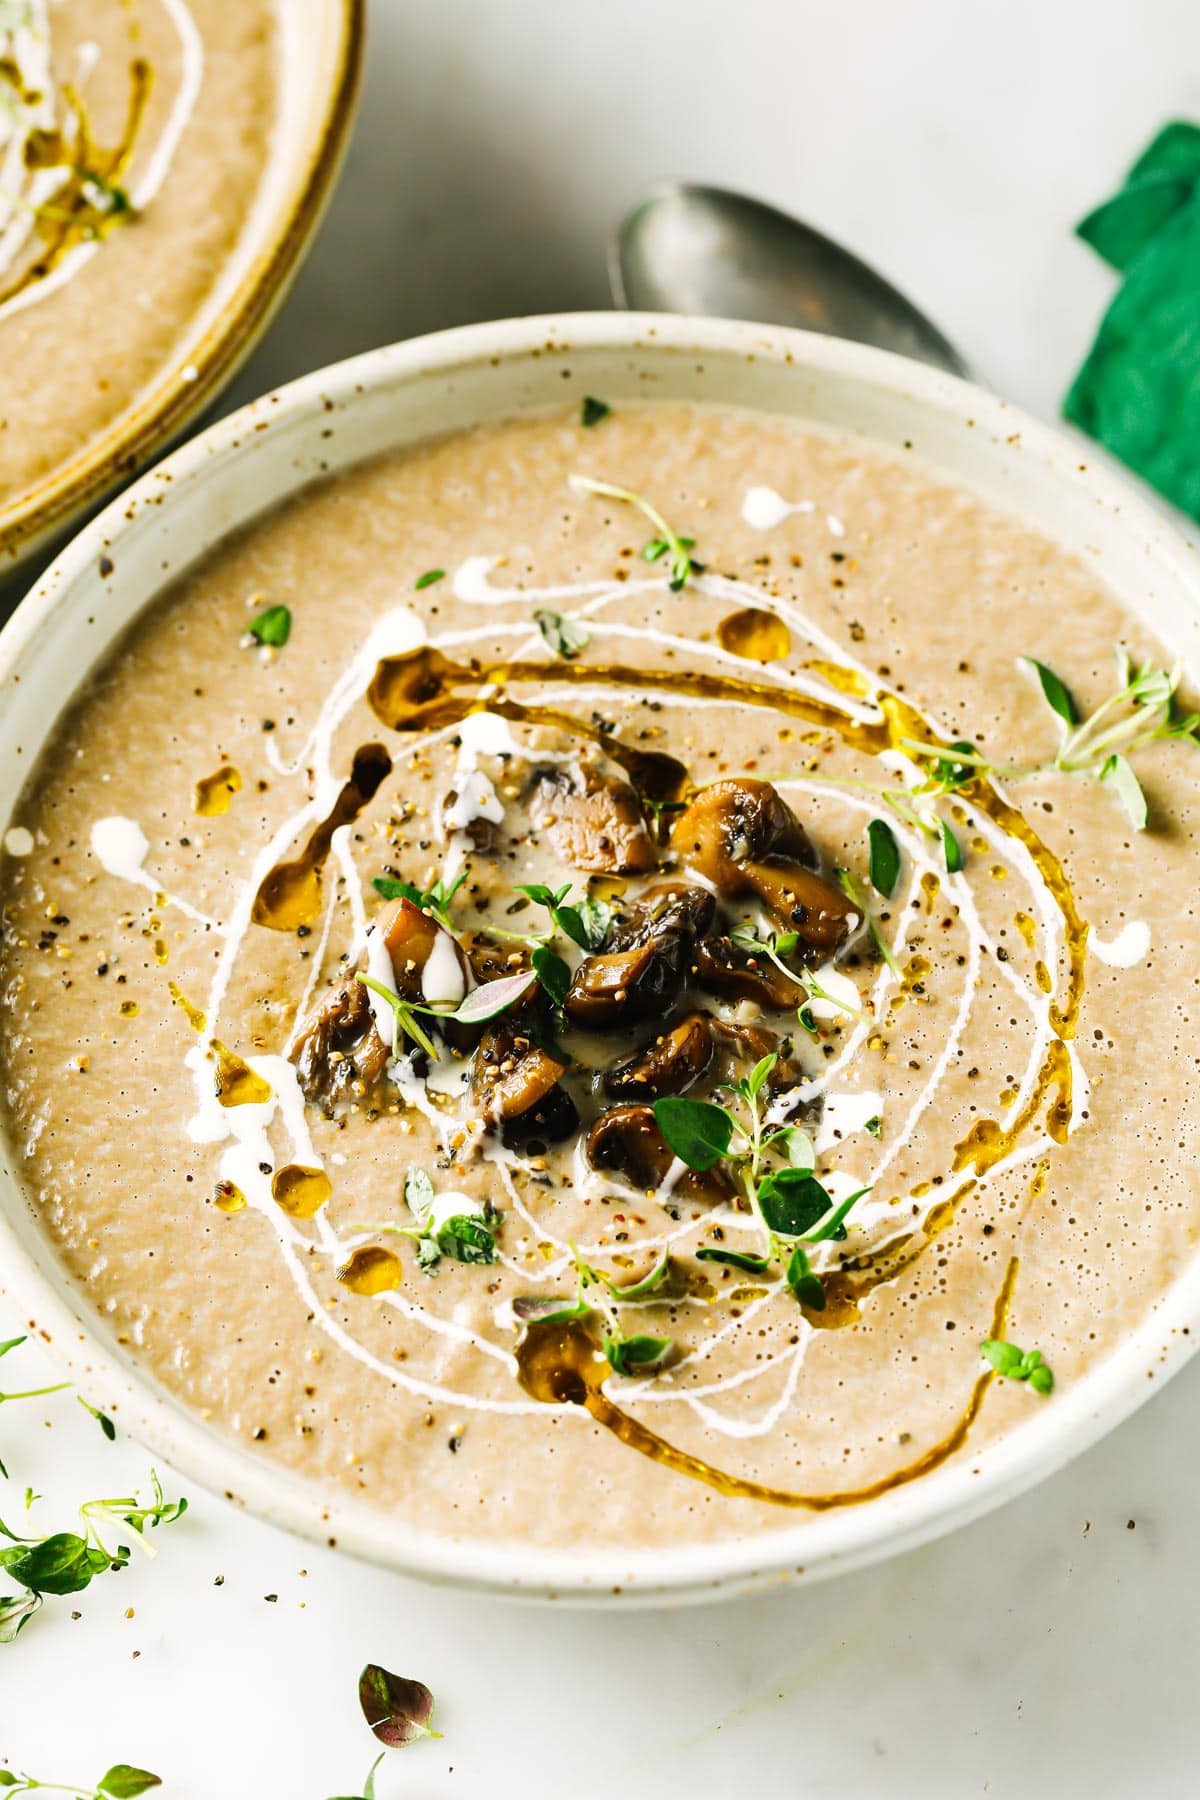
603,1013,715,1099
471,1021,579,1147
586,1104,736,1205
670,779,854,953
527,762,656,874
670,779,814,884
741,863,856,955
292,968,389,1107
564,881,715,1031
693,935,800,1010
290,897,473,1103
604,880,716,950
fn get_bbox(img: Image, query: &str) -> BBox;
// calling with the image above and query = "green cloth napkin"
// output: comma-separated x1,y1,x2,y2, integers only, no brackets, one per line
1063,120,1200,520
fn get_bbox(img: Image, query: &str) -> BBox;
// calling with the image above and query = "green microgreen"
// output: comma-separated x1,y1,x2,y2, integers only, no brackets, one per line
414,568,445,590
356,973,443,1063
76,1396,115,1441
651,1055,870,1310
867,817,901,897
514,882,613,951
726,923,864,1025
373,867,467,931
835,868,903,979
568,473,698,590
580,396,611,428
513,1245,675,1368
247,603,291,649
534,608,591,660
0,1469,185,1630
601,1328,672,1375
326,1752,386,1800
394,1168,500,1270
981,1338,1055,1396
897,649,1199,832
530,941,571,1008
939,816,964,873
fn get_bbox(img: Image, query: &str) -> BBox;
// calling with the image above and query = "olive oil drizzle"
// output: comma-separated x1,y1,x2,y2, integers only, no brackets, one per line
252,742,392,931
0,57,152,307
516,1256,1019,1509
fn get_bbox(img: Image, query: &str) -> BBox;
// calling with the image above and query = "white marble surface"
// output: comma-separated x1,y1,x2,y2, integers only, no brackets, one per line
4,0,1200,1793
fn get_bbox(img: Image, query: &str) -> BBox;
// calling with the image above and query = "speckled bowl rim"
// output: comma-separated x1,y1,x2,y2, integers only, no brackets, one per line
1,312,1199,1607
0,0,364,572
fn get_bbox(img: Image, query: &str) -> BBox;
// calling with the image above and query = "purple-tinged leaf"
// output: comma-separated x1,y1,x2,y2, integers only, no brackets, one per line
358,1663,439,1747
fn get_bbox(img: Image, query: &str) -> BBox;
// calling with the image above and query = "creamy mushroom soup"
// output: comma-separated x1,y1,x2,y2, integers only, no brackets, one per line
1,402,1197,1553
0,0,278,528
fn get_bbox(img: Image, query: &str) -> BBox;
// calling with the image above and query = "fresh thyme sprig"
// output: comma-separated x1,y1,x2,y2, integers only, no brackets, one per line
514,1246,674,1373
567,474,698,590
727,923,865,1027
899,650,1199,831
0,1469,186,1640
651,1054,870,1309
0,1763,161,1797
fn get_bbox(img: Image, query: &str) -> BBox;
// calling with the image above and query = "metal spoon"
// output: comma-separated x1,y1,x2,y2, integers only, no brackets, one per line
611,181,970,379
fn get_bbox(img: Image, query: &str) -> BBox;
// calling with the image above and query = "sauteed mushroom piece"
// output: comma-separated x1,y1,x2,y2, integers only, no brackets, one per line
586,1104,736,1205
527,761,656,874
563,882,714,1030
292,970,387,1107
693,934,800,1010
603,880,716,949
471,1021,579,1147
291,897,473,1102
603,1012,715,1099
603,1009,802,1100
670,779,854,954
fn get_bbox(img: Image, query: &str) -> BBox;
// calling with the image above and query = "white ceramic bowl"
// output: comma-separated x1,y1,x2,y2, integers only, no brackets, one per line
0,0,363,573
1,313,1198,1606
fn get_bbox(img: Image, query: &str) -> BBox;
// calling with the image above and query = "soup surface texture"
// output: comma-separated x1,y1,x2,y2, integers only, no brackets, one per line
0,0,278,534
1,402,1196,1554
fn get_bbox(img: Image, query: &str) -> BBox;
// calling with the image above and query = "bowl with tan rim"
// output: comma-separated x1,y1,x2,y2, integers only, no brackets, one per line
0,0,363,576
0,312,1198,1605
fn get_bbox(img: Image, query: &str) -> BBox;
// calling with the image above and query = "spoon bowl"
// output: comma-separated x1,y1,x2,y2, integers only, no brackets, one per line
613,181,970,378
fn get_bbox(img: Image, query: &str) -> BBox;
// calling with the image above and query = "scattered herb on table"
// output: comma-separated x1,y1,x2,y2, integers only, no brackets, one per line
76,1396,116,1441
247,603,291,649
568,473,699,590
414,568,445,590
0,1469,186,1637
981,1338,1054,1395
0,1764,160,1797
359,1663,440,1746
